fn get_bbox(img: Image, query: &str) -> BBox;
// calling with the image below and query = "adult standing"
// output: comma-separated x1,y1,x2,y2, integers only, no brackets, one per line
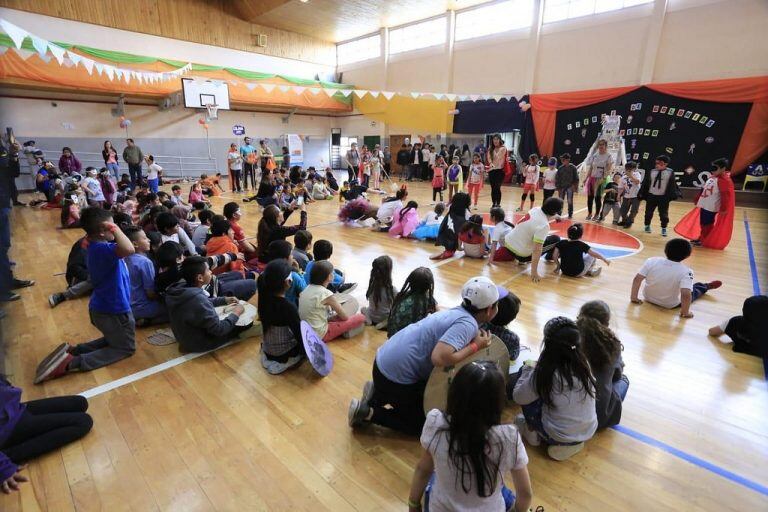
227,143,243,193
396,144,410,178
0,142,35,303
58,147,82,176
258,139,274,171
383,145,391,176
460,143,472,182
122,139,144,190
102,141,120,181
486,134,508,208
8,142,24,206
408,143,423,182
421,144,432,181
584,139,613,221
555,153,579,219
239,137,257,192
639,155,679,237
345,142,361,183
348,276,500,435
281,146,290,170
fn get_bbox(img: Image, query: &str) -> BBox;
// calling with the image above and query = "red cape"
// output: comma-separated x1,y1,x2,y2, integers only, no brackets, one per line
674,172,735,250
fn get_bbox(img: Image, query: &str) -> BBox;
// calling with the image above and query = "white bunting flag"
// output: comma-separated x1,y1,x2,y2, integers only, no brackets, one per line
124,71,132,84
292,86,306,95
469,95,480,101
48,43,66,64
382,91,396,100
309,87,321,95
433,93,444,100
324,88,337,97
445,94,456,101
245,83,258,90
353,89,367,98
66,50,82,66
339,89,353,97
30,36,48,56
458,95,468,101
278,85,291,93
13,48,33,60
104,65,115,80
410,92,421,99
260,83,276,93
0,20,27,49
492,95,503,102
94,62,104,75
61,57,75,68
368,91,380,98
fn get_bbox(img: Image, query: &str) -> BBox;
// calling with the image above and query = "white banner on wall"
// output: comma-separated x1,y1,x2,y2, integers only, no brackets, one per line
286,134,303,166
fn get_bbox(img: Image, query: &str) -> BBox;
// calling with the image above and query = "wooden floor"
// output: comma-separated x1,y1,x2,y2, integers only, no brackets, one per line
1,181,766,511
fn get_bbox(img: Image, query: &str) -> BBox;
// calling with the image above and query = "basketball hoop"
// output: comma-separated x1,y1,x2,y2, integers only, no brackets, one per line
205,103,219,121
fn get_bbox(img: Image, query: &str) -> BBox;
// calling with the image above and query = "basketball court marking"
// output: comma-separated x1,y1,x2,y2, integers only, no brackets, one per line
743,211,767,380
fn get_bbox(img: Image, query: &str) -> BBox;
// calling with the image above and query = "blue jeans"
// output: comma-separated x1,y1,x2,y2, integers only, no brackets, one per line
691,282,709,302
106,162,120,181
0,208,12,297
147,178,159,193
128,163,142,189
424,473,515,511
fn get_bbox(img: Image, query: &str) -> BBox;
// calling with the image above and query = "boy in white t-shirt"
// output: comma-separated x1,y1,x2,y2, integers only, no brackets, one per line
542,157,558,200
144,155,162,194
630,238,722,318
487,207,513,266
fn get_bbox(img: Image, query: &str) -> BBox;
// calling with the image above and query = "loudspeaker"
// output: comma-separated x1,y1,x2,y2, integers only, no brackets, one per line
331,133,341,146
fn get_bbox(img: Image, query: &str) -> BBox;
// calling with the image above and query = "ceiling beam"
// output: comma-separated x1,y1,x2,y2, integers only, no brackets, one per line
227,0,294,21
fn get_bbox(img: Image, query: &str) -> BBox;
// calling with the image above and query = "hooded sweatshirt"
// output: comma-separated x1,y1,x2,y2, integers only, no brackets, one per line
0,377,24,481
164,283,238,353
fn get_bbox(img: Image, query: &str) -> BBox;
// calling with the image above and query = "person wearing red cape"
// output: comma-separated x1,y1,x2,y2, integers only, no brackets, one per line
674,158,735,249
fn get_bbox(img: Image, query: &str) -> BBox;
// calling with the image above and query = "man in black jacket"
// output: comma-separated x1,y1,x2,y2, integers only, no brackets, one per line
407,143,424,182
639,154,680,237
396,144,410,178
0,142,34,303
555,153,580,219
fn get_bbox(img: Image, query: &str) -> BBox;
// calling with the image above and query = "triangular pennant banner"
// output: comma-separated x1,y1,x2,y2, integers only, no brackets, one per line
278,85,291,93
323,88,337,97
37,52,52,64
124,71,131,84
411,92,421,99
48,43,66,64
339,89,353,97
260,83,276,93
245,83,258,90
445,94,456,101
309,87,321,95
30,36,48,56
66,50,82,66
0,20,28,49
458,95,468,101
228,80,238,86
469,95,480,101
381,91,396,100
368,91,380,98
433,93,444,100
104,65,115,80
12,48,33,61
62,57,75,68
94,62,104,75
353,89,367,98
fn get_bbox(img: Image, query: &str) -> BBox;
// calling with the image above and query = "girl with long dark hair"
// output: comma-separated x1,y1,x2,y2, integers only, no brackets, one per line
577,301,628,429
486,135,508,208
512,316,597,461
408,362,533,511
431,192,472,260
387,267,437,337
102,140,120,180
362,255,397,328
389,200,420,238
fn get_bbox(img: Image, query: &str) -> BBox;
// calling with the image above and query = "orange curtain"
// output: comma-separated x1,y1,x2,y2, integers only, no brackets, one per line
530,76,768,174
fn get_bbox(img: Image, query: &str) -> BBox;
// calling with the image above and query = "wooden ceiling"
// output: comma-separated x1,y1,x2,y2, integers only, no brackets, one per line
230,0,491,42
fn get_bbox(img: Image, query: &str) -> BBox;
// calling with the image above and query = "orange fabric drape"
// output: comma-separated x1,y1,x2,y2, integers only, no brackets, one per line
530,76,768,174
0,51,353,112
530,85,638,158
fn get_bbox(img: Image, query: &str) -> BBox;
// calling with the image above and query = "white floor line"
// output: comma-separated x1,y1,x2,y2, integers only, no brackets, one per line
79,341,234,399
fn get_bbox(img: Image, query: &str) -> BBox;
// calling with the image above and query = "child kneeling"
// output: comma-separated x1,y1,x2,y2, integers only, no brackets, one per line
299,261,365,342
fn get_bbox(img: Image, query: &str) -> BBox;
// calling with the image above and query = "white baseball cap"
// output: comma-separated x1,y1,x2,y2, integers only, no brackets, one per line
461,276,501,309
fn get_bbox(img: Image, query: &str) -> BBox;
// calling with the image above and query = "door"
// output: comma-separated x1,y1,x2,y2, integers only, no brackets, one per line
388,134,409,177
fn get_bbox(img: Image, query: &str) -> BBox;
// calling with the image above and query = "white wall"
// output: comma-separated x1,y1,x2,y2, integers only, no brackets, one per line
0,7,335,80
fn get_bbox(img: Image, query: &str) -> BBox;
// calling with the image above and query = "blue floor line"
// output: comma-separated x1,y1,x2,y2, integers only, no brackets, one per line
743,212,767,379
612,425,768,497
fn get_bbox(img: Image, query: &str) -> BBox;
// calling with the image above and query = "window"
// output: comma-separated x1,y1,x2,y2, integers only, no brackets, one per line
543,0,652,23
337,34,381,65
389,17,447,55
455,1,534,41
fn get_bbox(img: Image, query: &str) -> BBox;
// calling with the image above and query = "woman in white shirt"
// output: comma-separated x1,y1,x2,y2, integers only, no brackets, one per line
227,143,243,193
408,361,533,512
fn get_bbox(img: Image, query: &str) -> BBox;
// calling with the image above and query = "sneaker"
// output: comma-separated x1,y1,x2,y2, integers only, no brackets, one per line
644,225,651,233
547,442,584,461
348,398,371,428
595,217,604,223
34,353,74,385
361,380,375,407
0,292,20,302
342,323,365,339
338,282,358,294
706,280,722,290
514,414,541,447
13,201,26,206
661,228,668,237
11,279,35,289
48,293,66,308
374,319,388,330
691,239,702,246
35,342,72,377
515,207,523,212
587,266,602,277
585,214,592,221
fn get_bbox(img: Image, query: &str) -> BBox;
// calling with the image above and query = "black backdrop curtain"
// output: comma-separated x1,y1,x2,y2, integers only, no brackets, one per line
452,97,524,134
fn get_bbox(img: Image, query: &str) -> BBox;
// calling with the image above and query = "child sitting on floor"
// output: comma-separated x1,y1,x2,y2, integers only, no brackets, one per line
205,219,247,276
35,207,136,384
298,261,366,342
389,200,420,238
262,240,307,307
630,238,722,319
487,207,514,266
577,300,628,429
708,295,768,358
458,214,489,258
156,211,198,256
304,240,356,294
553,223,610,277
292,230,313,271
511,317,598,461
481,289,522,361
408,362,533,512
165,257,258,353
257,259,306,374
361,255,397,329
191,209,214,252
387,267,437,337
170,185,190,208
48,236,92,308
411,202,445,241
123,227,167,327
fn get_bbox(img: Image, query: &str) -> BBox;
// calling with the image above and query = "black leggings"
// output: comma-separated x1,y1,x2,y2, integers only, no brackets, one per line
432,187,443,201
587,193,602,216
370,360,426,436
0,396,92,463
488,168,504,206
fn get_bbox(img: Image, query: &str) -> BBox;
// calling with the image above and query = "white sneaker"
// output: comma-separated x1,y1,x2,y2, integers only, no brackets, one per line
514,414,541,447
547,443,584,461
587,266,602,277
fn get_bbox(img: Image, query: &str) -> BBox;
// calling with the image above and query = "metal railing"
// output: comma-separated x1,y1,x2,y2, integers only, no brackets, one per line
19,150,219,180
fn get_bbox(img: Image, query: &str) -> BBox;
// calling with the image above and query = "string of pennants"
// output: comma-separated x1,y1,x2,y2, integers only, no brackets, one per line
0,18,516,102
